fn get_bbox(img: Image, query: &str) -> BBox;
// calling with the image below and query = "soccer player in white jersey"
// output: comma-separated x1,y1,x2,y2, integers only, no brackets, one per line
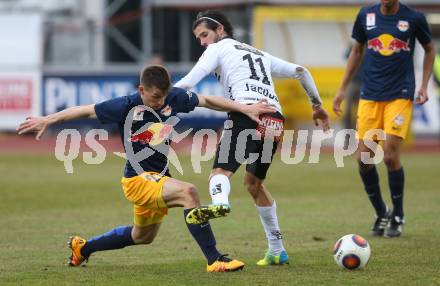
175,10,330,266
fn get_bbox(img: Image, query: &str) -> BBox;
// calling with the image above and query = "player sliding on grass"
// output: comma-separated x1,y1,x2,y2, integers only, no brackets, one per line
175,10,330,266
17,65,276,272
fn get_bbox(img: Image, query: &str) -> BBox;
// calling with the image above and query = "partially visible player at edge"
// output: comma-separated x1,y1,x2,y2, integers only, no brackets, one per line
17,65,277,272
175,10,330,265
333,0,435,237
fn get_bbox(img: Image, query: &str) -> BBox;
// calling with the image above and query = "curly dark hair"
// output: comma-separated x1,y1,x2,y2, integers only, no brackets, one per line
192,10,233,37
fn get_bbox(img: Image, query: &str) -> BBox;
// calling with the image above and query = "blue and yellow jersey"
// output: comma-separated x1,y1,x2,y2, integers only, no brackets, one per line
352,3,432,101
94,87,199,177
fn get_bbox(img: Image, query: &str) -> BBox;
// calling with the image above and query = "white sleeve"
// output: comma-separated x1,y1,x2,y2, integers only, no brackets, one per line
265,52,323,107
174,44,220,90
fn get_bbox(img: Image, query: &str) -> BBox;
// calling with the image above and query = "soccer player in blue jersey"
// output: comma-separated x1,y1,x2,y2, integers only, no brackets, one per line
333,0,436,237
17,65,276,272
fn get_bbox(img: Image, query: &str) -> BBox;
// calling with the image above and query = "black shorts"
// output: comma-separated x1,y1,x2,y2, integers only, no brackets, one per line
213,111,284,180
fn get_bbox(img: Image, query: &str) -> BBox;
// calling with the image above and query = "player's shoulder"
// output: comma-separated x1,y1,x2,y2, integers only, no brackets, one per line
207,37,237,52
399,3,426,20
94,91,141,122
167,87,196,102
199,39,231,60
99,91,140,108
168,86,190,96
219,37,238,45
227,39,265,57
125,91,143,106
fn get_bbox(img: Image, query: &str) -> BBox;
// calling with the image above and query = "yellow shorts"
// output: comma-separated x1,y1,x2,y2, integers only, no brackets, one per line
121,172,169,227
357,98,413,140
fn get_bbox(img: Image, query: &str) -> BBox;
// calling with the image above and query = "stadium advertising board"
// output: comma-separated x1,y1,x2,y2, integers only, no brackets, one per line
0,71,41,130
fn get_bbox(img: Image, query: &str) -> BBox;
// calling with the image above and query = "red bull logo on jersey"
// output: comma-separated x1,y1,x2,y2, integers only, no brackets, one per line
397,20,409,32
129,123,173,145
367,34,410,56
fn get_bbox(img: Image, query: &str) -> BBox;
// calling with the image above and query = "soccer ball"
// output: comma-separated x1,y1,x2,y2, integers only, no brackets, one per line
333,234,371,270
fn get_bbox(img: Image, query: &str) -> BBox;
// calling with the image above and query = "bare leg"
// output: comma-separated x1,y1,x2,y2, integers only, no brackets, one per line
244,172,286,260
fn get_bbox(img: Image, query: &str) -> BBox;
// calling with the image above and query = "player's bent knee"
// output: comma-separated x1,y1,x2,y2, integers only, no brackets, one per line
185,184,198,199
133,235,155,245
383,153,399,169
244,177,263,198
182,183,199,208
383,154,393,167
132,228,158,245
163,181,199,208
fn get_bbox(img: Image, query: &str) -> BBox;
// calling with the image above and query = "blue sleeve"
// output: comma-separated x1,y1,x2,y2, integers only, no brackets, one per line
94,96,130,124
415,12,432,45
171,87,200,113
352,9,366,44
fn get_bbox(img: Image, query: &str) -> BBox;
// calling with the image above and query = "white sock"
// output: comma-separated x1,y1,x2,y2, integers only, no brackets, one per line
209,174,230,205
257,201,285,255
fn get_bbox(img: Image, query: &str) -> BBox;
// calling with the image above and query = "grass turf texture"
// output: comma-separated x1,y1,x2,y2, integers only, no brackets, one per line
1,153,439,285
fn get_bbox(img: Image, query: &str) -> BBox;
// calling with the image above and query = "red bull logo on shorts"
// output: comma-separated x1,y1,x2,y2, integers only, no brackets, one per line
367,34,410,56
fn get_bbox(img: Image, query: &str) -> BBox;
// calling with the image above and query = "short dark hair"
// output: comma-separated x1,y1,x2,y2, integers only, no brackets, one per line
140,65,170,93
192,10,234,37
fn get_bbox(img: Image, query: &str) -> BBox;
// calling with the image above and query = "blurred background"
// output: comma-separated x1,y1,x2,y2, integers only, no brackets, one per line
0,0,440,146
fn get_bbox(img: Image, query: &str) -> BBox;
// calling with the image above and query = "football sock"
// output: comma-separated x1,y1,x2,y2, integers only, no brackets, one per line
388,167,404,218
256,201,285,256
359,166,387,217
209,174,230,206
81,226,134,257
184,209,221,265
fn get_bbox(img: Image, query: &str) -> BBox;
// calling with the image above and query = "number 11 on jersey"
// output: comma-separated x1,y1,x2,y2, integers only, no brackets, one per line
242,53,271,86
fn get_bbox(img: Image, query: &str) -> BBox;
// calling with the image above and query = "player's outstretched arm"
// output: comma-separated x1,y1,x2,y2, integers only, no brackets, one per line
267,52,323,108
197,95,276,124
174,64,210,90
334,41,365,116
288,66,330,131
17,104,97,140
265,52,331,131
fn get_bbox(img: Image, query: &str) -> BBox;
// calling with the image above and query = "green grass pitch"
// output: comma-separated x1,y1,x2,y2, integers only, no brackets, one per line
1,152,439,285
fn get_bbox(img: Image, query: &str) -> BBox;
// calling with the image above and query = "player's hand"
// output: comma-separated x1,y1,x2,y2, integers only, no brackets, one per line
244,99,277,124
333,90,346,117
415,87,429,105
312,105,330,132
16,116,50,140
